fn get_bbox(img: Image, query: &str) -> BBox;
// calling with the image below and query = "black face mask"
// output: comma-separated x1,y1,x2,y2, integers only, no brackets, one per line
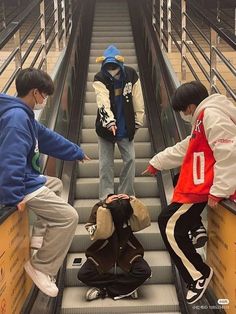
105,63,119,71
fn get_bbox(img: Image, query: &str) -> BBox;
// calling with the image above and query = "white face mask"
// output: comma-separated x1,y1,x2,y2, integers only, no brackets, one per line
108,68,120,77
180,111,193,123
34,97,47,110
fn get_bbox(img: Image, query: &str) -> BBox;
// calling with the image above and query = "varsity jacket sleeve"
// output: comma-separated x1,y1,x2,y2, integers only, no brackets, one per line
132,78,145,127
149,135,190,170
203,108,236,198
93,80,116,129
37,122,85,160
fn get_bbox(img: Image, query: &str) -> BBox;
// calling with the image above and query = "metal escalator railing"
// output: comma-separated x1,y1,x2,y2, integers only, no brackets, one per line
152,0,236,101
0,0,23,33
129,0,229,313
0,0,72,94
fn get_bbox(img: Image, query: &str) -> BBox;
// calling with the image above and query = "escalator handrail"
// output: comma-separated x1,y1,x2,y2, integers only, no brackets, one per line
190,0,236,51
0,0,41,49
0,206,16,225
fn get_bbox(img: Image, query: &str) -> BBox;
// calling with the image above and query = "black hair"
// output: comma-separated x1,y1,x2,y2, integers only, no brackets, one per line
16,68,54,97
107,198,133,227
171,81,209,112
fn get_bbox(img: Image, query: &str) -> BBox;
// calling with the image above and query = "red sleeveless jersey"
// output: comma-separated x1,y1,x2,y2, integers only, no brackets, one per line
173,110,215,203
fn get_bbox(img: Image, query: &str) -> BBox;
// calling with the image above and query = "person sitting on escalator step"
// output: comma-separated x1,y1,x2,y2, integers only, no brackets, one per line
78,194,151,301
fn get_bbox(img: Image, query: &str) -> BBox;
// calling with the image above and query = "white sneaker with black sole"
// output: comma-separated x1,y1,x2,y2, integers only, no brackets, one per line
86,287,107,301
189,226,208,249
186,267,213,304
24,260,58,297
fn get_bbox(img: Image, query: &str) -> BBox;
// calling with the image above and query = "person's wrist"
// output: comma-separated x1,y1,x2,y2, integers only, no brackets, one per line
147,164,158,175
208,194,223,202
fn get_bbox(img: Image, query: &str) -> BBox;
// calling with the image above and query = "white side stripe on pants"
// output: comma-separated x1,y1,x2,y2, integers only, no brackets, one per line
166,203,203,281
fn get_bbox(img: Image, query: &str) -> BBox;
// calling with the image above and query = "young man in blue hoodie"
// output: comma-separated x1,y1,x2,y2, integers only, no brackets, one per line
93,45,145,200
0,68,89,297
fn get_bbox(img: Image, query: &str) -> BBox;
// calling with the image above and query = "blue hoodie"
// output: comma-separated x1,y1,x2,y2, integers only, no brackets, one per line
0,94,85,206
101,45,127,139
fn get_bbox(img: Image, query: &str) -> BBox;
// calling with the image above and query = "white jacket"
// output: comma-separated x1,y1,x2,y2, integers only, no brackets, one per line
150,94,236,198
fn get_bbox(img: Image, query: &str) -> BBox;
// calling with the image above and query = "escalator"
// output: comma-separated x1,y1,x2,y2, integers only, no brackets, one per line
61,0,179,313
16,0,226,313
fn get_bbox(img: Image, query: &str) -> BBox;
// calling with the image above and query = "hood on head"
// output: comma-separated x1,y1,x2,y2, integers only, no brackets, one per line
192,93,236,125
96,45,125,72
0,93,33,117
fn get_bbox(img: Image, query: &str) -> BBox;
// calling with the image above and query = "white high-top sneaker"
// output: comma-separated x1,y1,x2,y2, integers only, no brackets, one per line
24,261,58,297
31,236,44,249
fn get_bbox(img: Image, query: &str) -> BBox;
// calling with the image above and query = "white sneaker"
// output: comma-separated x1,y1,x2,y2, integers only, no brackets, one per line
31,236,44,249
24,261,58,297
186,267,213,304
85,287,107,301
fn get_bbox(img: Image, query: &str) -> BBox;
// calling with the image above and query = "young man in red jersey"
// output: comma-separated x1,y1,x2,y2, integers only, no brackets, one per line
143,81,236,304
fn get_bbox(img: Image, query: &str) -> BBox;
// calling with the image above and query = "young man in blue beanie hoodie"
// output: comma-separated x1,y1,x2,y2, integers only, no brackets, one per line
93,45,145,200
0,68,89,297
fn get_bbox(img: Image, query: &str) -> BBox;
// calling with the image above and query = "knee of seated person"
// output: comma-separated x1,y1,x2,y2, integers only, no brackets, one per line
55,178,63,194
67,207,79,225
143,264,152,280
132,258,151,278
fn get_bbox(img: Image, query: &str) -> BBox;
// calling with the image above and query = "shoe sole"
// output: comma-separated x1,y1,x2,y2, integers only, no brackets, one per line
193,235,208,249
187,267,214,304
24,262,58,298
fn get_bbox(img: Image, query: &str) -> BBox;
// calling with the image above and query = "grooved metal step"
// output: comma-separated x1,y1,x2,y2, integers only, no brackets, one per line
92,36,134,43
91,42,135,49
65,251,173,287
82,114,147,128
75,177,158,199
92,31,133,37
80,142,154,159
61,285,179,314
77,158,151,178
80,128,150,143
83,103,97,115
70,223,165,253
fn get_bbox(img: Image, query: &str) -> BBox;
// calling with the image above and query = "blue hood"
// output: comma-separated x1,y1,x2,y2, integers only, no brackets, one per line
0,93,34,118
101,45,125,73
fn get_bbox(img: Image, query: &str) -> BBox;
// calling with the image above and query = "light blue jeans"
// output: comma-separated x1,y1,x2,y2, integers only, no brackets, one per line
98,137,135,200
